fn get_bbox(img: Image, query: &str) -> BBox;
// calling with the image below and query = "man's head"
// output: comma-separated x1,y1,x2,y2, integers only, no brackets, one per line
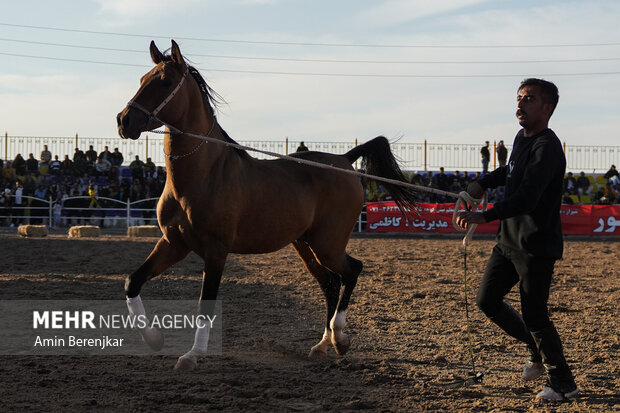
516,78,559,135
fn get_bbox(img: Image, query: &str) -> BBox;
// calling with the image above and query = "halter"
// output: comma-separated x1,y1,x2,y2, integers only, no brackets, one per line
126,67,217,160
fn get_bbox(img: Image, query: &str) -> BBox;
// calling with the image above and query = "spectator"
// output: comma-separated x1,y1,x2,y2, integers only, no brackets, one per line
3,161,16,182
111,147,124,167
22,173,36,196
497,140,508,167
13,154,27,176
575,172,590,198
84,153,97,176
603,164,619,187
12,181,24,226
563,172,577,195
599,182,618,204
410,172,424,186
49,155,62,175
94,155,112,177
40,144,52,165
73,147,85,163
99,146,113,163
26,153,39,175
144,157,156,178
61,155,73,174
562,192,574,205
72,152,88,177
296,141,309,152
434,167,450,191
480,141,490,174
129,155,145,181
85,145,98,164
34,184,48,200
130,179,143,201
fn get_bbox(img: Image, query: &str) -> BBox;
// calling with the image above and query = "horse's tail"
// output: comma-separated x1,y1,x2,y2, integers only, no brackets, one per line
345,136,419,216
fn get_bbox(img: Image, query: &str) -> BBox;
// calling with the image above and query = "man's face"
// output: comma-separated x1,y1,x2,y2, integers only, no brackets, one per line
516,85,552,131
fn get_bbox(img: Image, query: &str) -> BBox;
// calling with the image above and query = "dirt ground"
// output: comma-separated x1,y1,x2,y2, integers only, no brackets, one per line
0,232,618,412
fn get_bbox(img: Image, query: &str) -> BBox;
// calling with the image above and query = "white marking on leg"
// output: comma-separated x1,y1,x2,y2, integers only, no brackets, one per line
126,295,163,351
309,328,332,356
179,318,211,363
330,310,347,344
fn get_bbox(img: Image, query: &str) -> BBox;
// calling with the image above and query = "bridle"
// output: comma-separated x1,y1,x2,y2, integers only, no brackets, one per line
126,67,217,161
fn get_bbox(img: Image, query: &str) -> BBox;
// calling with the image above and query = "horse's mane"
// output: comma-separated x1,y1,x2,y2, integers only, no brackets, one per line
160,53,250,160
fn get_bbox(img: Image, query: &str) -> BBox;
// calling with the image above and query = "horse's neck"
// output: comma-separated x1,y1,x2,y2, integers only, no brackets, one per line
164,130,231,196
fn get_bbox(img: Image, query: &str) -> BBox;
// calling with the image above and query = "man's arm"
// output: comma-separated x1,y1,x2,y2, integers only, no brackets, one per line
482,137,562,222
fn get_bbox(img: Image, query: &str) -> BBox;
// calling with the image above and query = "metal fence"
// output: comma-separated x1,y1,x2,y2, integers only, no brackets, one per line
0,195,158,228
0,194,368,232
1,133,617,173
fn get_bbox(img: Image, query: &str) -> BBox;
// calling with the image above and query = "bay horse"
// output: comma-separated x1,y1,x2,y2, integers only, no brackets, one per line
116,40,417,371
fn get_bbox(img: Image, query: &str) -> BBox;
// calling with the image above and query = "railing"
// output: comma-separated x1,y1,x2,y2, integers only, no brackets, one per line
2,133,617,173
0,195,368,232
0,195,159,228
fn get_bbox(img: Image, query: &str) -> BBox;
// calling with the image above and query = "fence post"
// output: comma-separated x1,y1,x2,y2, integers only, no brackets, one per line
424,139,427,170
126,201,131,228
4,131,7,162
493,140,497,170
285,137,288,155
75,133,79,151
146,135,149,160
48,196,53,228
355,138,358,169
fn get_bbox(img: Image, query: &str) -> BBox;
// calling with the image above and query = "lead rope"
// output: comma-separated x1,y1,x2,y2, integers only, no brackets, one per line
444,191,487,387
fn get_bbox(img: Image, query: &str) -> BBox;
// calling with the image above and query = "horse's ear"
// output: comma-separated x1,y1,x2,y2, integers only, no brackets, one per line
170,40,184,65
150,41,164,64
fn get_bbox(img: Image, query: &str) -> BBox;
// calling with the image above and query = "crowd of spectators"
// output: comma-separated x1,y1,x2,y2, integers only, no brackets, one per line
1,144,618,226
366,165,620,205
0,145,166,226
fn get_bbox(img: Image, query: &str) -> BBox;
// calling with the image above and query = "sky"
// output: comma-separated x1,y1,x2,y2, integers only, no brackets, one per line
1,0,619,147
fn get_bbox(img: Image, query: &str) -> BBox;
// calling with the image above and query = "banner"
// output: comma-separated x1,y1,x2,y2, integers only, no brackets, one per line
366,202,620,236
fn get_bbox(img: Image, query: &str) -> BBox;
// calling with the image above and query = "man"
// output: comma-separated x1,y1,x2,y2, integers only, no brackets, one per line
604,164,619,187
575,171,590,198
456,78,578,401
497,140,508,167
40,145,52,165
480,141,490,174
296,141,309,152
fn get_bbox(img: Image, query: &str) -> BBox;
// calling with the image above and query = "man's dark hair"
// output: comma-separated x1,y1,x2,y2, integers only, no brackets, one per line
519,78,559,115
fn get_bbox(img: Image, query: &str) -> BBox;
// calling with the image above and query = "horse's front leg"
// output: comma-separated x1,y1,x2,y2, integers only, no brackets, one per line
126,236,190,351
174,247,227,371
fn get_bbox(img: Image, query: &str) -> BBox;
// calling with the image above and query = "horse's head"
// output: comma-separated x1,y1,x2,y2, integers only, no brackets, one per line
117,40,189,140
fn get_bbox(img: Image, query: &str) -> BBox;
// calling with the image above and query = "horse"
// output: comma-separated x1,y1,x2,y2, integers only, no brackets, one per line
116,40,418,371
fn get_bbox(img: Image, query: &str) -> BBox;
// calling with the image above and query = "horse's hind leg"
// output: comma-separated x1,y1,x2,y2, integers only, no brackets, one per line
330,254,363,355
292,240,341,358
125,236,190,351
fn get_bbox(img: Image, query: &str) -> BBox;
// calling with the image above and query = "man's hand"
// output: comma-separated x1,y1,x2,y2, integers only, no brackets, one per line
466,181,485,199
456,211,487,229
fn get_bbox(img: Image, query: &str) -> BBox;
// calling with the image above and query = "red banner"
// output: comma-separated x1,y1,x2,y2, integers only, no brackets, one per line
366,202,620,236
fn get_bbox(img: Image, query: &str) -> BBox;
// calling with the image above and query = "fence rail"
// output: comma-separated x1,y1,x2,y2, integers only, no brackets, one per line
0,195,158,229
2,133,618,173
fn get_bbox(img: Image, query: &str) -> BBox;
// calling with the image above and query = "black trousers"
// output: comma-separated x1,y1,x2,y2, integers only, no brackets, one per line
476,244,574,385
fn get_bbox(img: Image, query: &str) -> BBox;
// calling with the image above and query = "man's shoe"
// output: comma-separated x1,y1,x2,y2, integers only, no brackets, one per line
536,385,579,401
522,360,545,381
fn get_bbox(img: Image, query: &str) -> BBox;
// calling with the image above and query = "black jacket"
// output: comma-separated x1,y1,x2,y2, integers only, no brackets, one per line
478,128,566,259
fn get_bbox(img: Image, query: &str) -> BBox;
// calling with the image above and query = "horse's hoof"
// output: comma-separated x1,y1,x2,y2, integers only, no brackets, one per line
308,346,328,359
332,336,351,355
174,356,197,371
